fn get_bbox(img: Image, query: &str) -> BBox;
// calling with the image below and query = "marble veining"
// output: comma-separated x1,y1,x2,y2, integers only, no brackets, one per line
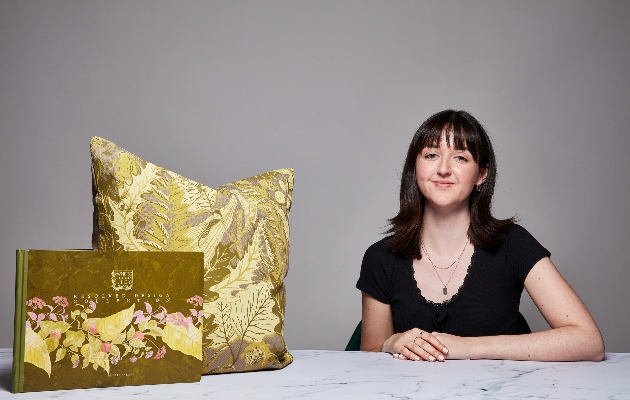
1,349,628,399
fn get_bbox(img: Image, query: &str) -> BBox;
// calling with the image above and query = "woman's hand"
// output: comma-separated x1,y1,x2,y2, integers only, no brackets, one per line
430,332,473,359
361,293,449,361
382,328,449,362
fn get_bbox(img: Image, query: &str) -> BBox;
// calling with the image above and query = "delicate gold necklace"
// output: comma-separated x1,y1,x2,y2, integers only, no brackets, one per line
421,239,468,295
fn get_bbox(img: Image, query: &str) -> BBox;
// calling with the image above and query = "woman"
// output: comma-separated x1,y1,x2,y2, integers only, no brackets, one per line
356,110,604,362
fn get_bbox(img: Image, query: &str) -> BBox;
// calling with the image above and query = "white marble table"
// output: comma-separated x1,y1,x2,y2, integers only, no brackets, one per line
1,349,628,399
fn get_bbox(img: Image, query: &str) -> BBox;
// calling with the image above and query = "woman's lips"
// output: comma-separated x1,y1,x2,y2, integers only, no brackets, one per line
433,180,454,189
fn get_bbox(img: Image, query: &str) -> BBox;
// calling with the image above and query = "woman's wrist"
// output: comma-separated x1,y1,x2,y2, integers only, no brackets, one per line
381,335,395,354
381,339,390,354
464,336,481,359
465,336,491,359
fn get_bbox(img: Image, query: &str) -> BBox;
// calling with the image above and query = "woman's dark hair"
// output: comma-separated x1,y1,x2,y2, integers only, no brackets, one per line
385,109,514,259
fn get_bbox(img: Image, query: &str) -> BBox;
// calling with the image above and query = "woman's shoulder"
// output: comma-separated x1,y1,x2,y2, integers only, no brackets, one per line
496,223,550,259
479,223,545,254
503,223,540,242
364,237,394,258
357,238,403,304
364,237,406,258
361,237,408,269
505,223,528,237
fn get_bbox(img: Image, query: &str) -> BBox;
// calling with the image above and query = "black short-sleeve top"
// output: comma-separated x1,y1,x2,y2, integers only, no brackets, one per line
356,224,550,336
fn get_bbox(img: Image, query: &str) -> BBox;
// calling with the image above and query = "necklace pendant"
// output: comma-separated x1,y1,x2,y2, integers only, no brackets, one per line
443,287,448,295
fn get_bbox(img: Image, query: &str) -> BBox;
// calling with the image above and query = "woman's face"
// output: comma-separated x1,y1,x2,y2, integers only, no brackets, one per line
416,133,487,212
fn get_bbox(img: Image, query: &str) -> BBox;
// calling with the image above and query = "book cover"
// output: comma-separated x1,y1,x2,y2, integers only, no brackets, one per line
12,250,204,393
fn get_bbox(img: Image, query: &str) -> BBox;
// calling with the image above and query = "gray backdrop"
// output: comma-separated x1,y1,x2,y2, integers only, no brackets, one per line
1,0,629,352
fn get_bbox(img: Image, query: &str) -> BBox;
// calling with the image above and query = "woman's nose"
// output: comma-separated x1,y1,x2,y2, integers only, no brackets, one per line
437,157,451,176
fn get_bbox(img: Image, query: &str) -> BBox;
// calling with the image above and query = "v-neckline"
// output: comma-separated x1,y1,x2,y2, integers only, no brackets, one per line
409,246,478,307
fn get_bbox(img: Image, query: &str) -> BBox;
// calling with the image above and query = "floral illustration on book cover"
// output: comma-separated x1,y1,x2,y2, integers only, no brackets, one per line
24,295,203,377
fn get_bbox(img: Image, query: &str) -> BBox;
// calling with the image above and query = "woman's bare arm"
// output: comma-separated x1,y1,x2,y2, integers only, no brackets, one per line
360,293,394,352
433,257,604,361
361,292,448,361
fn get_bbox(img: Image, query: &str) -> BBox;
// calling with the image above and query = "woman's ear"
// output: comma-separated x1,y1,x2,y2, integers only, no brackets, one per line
477,165,489,185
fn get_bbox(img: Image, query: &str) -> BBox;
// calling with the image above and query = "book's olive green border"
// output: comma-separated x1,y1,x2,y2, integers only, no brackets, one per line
13,249,28,393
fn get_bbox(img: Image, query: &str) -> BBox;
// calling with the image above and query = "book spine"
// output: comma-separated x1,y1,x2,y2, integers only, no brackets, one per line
12,249,28,393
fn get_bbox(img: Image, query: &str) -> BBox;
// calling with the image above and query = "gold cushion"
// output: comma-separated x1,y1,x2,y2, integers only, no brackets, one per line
90,136,293,374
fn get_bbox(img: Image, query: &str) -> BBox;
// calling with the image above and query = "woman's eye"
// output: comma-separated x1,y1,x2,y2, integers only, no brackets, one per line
424,153,438,159
455,155,468,162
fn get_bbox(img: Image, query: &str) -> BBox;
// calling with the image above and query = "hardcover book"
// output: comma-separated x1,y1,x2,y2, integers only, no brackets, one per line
12,250,204,393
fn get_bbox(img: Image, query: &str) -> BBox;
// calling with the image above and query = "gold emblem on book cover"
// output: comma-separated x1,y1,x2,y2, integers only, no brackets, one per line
111,270,133,291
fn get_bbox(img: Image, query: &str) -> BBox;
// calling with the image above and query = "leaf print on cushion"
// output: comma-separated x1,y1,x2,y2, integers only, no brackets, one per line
133,172,204,251
91,136,294,374
242,342,271,367
202,240,234,302
106,164,161,251
96,304,135,342
24,326,51,376
232,284,279,344
203,300,236,352
113,152,143,187
203,283,279,367
211,223,266,303
179,179,217,212
190,194,237,267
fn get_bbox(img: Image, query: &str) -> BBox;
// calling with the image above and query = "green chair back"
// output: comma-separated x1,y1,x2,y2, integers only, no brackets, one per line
345,321,362,351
